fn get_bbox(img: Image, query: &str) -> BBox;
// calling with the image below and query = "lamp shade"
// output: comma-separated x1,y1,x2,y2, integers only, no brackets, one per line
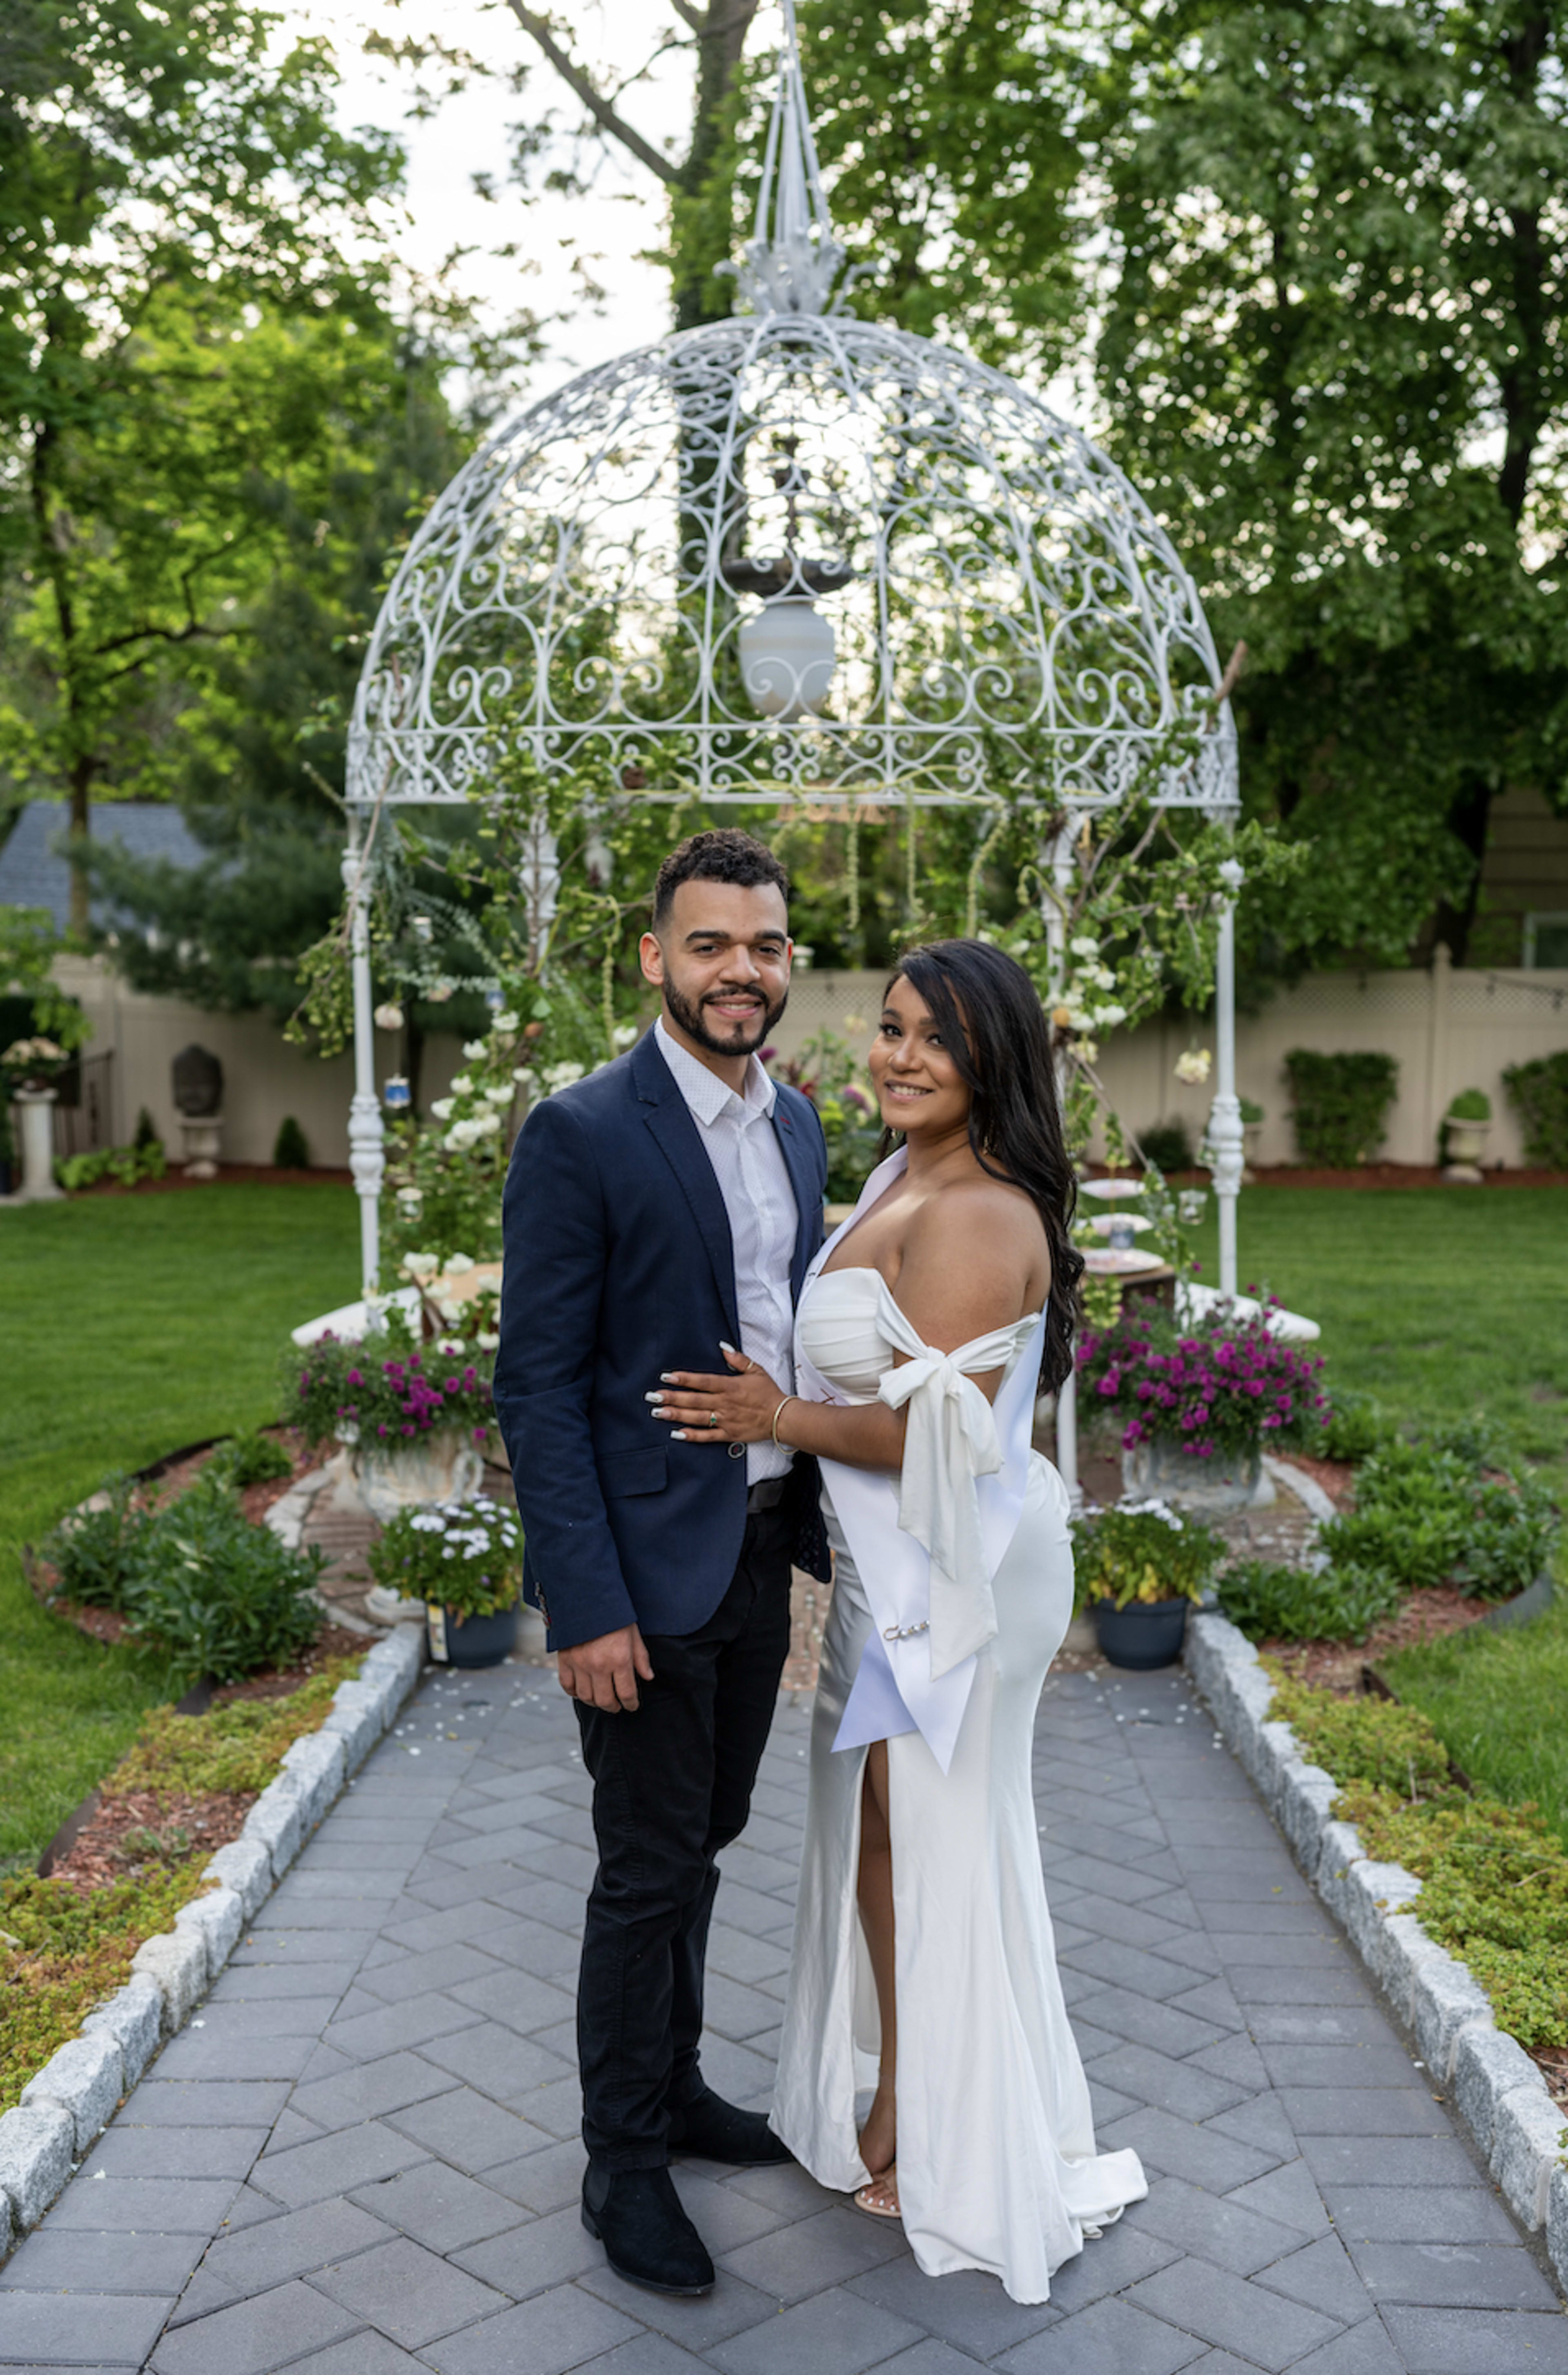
738,595,835,721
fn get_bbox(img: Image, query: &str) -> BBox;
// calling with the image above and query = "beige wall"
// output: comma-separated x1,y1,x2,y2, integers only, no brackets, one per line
50,956,467,1167
43,949,1568,1171
770,955,1568,1168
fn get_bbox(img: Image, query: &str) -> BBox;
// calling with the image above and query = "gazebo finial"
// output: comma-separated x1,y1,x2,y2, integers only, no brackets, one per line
731,0,845,316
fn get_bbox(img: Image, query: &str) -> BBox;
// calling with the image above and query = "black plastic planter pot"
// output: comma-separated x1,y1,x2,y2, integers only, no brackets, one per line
428,1602,519,1668
1093,1597,1190,1671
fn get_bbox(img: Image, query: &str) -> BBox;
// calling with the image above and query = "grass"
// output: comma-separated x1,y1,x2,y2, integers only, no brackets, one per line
0,1184,359,1873
1185,1187,1568,1478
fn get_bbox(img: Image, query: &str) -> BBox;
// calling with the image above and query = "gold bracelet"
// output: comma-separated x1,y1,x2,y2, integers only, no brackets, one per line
771,1395,796,1445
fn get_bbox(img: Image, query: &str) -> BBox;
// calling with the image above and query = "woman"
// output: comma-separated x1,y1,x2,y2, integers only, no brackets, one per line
649,938,1146,2304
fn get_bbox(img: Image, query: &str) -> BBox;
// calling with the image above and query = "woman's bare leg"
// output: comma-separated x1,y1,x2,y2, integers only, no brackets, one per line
856,1740,898,2186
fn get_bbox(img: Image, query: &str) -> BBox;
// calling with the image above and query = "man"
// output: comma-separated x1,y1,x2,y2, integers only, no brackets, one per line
494,827,829,2297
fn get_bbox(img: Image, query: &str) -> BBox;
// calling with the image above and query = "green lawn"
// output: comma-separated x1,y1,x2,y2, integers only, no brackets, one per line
1382,1594,1568,1851
0,1184,358,1872
1188,1186,1568,1478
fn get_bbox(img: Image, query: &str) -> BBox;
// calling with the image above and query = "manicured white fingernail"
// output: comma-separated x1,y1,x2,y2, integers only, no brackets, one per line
671,1430,688,1440
659,1372,675,1383
644,1390,663,1401
719,1341,737,1355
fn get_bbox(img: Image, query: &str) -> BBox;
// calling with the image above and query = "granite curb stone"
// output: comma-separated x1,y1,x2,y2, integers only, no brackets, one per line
0,1622,425,2257
1185,1609,1568,2291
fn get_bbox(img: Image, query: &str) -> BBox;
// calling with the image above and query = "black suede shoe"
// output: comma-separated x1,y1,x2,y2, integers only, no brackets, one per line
581,2166,715,2296
667,2087,795,2166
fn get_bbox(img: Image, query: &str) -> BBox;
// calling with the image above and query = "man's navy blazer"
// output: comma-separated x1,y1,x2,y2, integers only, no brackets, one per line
494,1027,832,1651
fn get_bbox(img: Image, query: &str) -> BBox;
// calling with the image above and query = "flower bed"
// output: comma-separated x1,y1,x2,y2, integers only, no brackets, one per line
1079,1297,1326,1462
0,1660,359,2119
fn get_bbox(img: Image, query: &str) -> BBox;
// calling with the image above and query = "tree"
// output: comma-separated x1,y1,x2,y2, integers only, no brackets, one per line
1092,0,1568,967
0,0,402,930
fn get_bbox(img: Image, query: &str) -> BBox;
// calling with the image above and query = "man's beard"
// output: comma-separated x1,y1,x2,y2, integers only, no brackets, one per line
662,977,788,1058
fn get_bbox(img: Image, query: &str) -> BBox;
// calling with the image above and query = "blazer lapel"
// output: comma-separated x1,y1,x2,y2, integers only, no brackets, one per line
771,1093,824,1304
634,1034,740,1343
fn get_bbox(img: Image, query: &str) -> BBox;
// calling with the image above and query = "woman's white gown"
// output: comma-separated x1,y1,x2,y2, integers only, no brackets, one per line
769,1156,1147,2305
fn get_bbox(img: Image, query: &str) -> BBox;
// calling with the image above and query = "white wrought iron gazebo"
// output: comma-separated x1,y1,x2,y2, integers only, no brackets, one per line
341,2,1248,1445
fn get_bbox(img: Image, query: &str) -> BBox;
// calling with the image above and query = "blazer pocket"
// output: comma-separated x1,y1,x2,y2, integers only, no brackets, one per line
598,1447,668,1499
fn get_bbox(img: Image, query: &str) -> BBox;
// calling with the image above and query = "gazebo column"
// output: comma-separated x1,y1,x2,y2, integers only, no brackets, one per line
1208,855,1245,1298
343,818,384,1303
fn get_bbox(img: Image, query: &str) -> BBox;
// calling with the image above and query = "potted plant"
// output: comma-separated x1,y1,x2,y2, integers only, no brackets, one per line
289,1333,494,1518
368,1496,523,1667
1073,1499,1223,1669
1078,1296,1328,1513
1441,1087,1491,1182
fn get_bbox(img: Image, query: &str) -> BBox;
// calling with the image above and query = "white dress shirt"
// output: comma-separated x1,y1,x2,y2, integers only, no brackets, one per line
654,1017,799,1484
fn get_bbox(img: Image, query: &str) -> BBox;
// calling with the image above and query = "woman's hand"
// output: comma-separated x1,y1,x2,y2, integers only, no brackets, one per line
648,1343,787,1446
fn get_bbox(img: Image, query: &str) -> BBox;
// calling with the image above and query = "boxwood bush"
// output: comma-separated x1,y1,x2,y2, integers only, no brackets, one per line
1283,1049,1399,1167
1502,1048,1568,1169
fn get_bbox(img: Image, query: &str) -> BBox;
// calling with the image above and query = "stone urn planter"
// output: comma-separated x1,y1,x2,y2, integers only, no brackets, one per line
344,1432,485,1522
1122,1433,1267,1514
1442,1115,1490,1184
12,1087,63,1203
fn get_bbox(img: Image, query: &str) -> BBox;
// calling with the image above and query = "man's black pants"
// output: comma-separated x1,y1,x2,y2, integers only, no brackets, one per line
573,1500,793,2172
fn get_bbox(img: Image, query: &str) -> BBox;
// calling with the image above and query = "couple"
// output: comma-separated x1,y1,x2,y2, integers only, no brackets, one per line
494,828,1145,2308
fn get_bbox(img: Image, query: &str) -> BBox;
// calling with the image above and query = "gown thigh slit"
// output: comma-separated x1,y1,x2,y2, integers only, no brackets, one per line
770,1177,1147,2307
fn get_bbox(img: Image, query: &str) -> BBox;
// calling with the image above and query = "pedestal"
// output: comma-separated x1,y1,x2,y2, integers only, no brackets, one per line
179,1114,224,1180
12,1088,63,1202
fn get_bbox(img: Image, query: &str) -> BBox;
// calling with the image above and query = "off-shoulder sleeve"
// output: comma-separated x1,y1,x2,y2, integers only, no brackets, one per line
873,1286,1039,1681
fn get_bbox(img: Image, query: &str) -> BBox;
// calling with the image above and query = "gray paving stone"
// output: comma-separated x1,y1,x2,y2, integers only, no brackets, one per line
123,2079,293,2128
575,2336,715,2375
578,2262,780,2349
153,2030,319,2082
997,2295,1205,2375
252,2119,429,2208
212,1960,366,1998
280,2335,428,2375
1298,2135,1482,2190
418,2280,641,2375
1223,2159,1332,2237
1348,2239,1559,2310
42,2176,241,2233
869,2347,991,2375
0,2291,174,2366
290,2049,456,2131
1205,2089,1298,2159
82,2125,268,2179
481,2137,588,2215
1257,2043,1424,2090
1226,1965,1374,2008
354,1945,508,2005
1127,2258,1342,2371
1131,2174,1306,2277
1278,2087,1452,2138
446,1967,578,2033
452,2201,602,2295
310,2232,508,2347
169,2197,392,2322
1101,2106,1279,2194
705,2284,924,2375
150,2278,361,2375
1323,2184,1521,2244
381,2085,552,2175
321,1991,483,2061
192,1997,344,2038
848,2255,1058,2356
347,2158,521,2252
1254,2231,1375,2324
418,2021,575,2105
1034,2217,1179,2314
1064,1937,1224,2004
717,2201,907,2303
0,2226,205,2296
1287,2322,1408,2375
1381,2304,1568,2373
1083,2044,1250,2124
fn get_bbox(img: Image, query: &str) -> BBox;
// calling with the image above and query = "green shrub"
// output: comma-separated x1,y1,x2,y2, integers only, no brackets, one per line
126,1475,325,1687
1072,1501,1223,1611
1446,1087,1490,1122
1501,1049,1568,1168
209,1430,294,1489
1319,1438,1557,1602
132,1105,161,1150
1267,1667,1454,1795
1239,1096,1265,1126
43,1479,149,1610
107,1660,358,1803
1219,1557,1402,1644
273,1114,310,1170
1137,1120,1194,1173
1317,1388,1392,1464
56,1139,165,1193
1283,1049,1399,1167
369,1496,521,1618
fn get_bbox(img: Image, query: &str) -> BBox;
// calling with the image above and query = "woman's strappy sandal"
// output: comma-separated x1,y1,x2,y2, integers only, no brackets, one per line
854,2164,902,2220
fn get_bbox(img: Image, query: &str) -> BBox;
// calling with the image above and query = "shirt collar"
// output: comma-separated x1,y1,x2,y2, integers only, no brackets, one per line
655,1015,777,1128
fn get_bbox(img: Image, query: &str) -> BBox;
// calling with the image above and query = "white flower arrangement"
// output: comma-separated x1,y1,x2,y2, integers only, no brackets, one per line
372,1003,405,1032
368,1495,522,1620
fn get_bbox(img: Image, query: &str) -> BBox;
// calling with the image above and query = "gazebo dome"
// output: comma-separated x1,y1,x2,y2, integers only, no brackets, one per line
347,12,1236,823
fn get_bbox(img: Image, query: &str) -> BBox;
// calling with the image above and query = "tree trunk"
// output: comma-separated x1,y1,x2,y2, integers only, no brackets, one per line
671,2,761,330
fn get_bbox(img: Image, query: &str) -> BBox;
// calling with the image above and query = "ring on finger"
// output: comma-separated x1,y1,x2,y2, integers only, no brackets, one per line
709,1410,719,1428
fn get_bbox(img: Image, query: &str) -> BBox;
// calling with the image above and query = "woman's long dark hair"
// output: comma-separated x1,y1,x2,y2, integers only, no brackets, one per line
880,938,1083,1394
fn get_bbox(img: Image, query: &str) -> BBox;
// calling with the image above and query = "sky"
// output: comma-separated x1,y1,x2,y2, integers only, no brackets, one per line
280,0,711,408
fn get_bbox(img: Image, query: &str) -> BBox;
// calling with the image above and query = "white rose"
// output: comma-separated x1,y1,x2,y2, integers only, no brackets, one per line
1175,1048,1213,1085
470,1109,501,1137
483,1084,513,1107
401,1251,440,1281
1070,934,1100,957
512,1066,538,1090
492,1009,520,1033
450,1072,472,1095
1093,1003,1128,1028
462,1038,488,1060
476,1329,500,1351
543,1061,585,1089
443,1120,481,1152
429,1098,453,1121
444,1253,475,1274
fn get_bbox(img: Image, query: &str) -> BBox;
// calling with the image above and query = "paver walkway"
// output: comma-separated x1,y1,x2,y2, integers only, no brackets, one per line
4,1663,1565,2375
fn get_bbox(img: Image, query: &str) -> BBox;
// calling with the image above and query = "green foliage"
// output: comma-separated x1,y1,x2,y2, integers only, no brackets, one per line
1218,1557,1401,1645
1316,1388,1393,1465
56,1140,165,1194
766,1030,882,1203
133,1108,160,1152
1384,1589,1568,1852
0,913,90,1051
1072,1502,1224,1610
1320,1438,1559,1603
1503,1051,1568,1170
1446,1088,1490,1123
1239,1098,1265,1126
368,1498,521,1620
273,1117,310,1172
106,1662,357,1805
43,1480,149,1611
1268,1667,1568,2050
1093,0,1568,974
1284,1051,1400,1168
1137,1121,1194,1175
287,1335,492,1454
209,1432,294,1491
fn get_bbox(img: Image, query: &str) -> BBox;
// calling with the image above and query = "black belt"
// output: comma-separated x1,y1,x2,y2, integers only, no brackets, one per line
746,1475,788,1513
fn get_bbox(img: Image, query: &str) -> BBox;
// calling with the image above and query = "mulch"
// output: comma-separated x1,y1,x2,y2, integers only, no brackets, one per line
1258,1583,1496,1696
65,1164,351,1196
47,1788,256,1898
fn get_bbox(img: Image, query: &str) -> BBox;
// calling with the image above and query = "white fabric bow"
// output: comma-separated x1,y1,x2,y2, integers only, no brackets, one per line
874,1288,1040,1680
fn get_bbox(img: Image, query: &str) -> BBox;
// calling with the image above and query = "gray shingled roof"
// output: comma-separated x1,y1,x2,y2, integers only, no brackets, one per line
0,801,208,931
